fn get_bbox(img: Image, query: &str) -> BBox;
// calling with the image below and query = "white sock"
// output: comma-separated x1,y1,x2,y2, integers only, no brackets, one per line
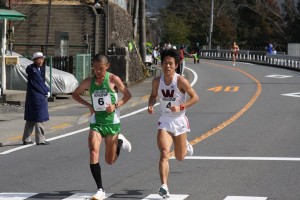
162,184,168,189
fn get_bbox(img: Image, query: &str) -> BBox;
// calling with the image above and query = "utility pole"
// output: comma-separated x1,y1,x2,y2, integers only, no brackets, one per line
45,0,52,55
208,0,214,49
139,0,146,63
133,0,139,39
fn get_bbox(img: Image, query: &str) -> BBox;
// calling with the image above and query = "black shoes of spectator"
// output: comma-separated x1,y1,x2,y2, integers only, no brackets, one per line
23,141,34,145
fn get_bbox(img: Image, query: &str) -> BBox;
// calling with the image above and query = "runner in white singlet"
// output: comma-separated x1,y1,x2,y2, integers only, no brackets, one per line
158,73,190,136
148,48,199,198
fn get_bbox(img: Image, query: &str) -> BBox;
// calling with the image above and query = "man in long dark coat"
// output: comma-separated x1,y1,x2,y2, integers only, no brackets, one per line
22,52,50,145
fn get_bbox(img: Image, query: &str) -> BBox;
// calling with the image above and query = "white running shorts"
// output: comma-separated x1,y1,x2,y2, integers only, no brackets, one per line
157,115,190,136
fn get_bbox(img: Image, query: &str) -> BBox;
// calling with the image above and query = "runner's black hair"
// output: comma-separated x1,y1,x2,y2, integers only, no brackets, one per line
160,48,180,65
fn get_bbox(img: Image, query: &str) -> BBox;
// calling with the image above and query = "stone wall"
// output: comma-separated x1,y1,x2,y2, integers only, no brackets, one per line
109,3,145,83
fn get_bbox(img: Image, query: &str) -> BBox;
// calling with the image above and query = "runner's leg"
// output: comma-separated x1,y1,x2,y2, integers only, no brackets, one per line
157,129,173,185
173,133,188,161
105,134,119,165
89,130,104,190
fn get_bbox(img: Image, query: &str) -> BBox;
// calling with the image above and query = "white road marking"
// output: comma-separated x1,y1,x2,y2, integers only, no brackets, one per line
265,74,293,78
0,128,89,155
0,193,38,199
241,63,254,65
224,196,267,200
142,194,189,200
62,193,113,199
281,92,300,98
170,156,300,161
0,67,198,156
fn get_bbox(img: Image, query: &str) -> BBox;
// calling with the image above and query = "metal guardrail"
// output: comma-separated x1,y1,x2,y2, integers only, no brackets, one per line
198,49,300,70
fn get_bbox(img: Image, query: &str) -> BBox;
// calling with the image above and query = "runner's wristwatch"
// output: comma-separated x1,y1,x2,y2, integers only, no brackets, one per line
180,104,185,111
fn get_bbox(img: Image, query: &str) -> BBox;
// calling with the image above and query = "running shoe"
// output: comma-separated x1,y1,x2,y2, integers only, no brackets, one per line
118,134,132,152
91,188,105,200
186,141,193,156
158,184,170,198
233,62,235,66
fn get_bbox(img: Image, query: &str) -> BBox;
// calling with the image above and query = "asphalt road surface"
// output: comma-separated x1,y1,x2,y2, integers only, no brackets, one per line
0,60,300,200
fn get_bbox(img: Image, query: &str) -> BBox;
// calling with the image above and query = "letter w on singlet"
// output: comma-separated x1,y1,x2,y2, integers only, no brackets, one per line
161,89,174,97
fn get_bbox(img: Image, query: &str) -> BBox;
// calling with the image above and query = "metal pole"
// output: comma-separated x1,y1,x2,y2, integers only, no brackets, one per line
49,57,52,97
139,0,146,62
8,0,12,56
45,0,52,55
209,0,214,49
133,0,139,39
105,0,109,55
1,19,7,90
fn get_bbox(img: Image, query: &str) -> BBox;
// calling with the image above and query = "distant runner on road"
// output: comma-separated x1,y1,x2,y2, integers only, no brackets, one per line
231,41,239,66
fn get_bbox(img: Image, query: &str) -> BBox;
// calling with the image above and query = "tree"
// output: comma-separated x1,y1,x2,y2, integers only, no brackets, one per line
236,0,284,50
156,0,295,51
282,0,299,43
294,1,300,42
160,0,238,48
160,11,190,45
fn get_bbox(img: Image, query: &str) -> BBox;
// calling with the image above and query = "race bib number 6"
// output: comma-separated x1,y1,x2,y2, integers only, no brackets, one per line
92,94,112,111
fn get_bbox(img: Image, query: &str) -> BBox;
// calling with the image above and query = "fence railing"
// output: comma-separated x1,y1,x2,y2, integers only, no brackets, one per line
107,47,129,83
198,49,300,70
75,54,92,83
44,52,129,84
45,56,74,74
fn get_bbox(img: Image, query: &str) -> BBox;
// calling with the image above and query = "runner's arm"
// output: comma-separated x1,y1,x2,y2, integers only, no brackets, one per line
178,76,199,109
111,75,131,108
148,77,159,114
72,77,94,114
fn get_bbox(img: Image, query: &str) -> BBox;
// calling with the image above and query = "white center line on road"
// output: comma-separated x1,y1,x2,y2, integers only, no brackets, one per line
224,196,267,200
241,62,255,66
0,193,38,200
0,67,198,156
170,156,300,161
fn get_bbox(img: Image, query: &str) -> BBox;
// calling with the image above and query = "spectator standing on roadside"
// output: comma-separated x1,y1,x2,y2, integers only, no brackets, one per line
267,42,273,55
231,41,239,66
148,48,199,198
152,47,159,65
177,46,190,75
22,52,50,145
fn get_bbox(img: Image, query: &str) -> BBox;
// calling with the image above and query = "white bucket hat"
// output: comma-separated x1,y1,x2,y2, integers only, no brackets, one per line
32,52,45,60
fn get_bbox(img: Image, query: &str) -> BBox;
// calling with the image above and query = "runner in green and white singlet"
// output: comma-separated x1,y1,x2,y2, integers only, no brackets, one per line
90,72,121,136
72,54,132,200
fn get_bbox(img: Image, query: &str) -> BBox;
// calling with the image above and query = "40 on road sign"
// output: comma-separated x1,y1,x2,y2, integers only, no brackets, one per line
207,86,239,92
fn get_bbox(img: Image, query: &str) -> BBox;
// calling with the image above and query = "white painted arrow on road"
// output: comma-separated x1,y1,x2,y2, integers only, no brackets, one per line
281,92,300,98
265,74,293,78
